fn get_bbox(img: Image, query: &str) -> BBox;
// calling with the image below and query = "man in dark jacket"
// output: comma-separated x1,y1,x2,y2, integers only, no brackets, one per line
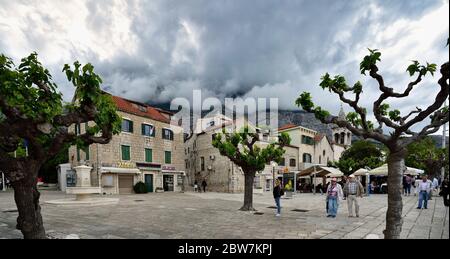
441,178,449,207
273,179,283,217
201,179,207,193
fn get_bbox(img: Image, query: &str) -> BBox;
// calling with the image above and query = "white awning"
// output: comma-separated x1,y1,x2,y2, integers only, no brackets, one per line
368,164,424,176
351,168,370,176
298,165,344,178
100,167,141,174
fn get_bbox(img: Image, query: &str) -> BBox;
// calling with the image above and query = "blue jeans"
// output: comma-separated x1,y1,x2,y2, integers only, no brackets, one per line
274,197,281,214
418,191,428,208
327,196,338,216
405,184,411,195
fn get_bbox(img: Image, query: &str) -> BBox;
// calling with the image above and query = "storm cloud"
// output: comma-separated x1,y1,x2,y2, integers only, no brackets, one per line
0,0,448,132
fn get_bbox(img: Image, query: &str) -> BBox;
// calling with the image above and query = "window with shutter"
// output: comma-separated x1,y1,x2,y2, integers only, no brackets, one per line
165,151,172,164
145,148,152,162
121,145,131,161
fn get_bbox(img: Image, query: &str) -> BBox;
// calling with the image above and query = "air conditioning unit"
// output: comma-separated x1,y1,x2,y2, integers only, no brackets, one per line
207,166,213,170
210,155,215,160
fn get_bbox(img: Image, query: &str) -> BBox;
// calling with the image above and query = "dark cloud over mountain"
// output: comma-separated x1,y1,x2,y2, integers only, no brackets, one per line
0,0,448,133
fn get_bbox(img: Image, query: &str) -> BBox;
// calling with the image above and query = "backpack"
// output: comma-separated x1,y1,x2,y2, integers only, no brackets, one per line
280,188,285,196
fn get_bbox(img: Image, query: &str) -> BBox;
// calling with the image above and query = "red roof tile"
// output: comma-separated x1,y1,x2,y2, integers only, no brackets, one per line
278,123,298,131
314,134,324,142
111,95,171,124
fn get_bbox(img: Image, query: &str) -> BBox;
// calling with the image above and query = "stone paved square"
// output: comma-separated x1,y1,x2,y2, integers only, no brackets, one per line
0,190,448,239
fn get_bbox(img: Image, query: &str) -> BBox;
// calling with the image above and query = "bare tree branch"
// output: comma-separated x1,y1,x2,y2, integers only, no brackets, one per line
398,62,449,135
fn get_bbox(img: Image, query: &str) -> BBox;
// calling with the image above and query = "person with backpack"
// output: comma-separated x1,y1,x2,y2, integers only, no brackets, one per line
273,179,284,217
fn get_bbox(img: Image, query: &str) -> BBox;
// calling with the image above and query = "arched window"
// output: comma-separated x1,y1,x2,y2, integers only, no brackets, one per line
347,132,351,144
340,132,346,144
319,155,322,164
302,153,312,163
323,150,326,156
334,133,339,143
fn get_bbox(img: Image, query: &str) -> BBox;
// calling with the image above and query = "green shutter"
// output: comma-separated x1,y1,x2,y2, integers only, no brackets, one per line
165,151,171,164
145,148,152,162
122,145,130,161
142,124,145,135
129,121,133,133
76,147,80,162
85,146,90,160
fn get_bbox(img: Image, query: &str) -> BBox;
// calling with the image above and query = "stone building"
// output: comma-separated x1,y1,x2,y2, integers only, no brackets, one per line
185,114,300,193
277,105,352,168
68,94,185,194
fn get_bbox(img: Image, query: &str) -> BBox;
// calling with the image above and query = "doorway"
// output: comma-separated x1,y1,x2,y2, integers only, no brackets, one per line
144,174,153,193
163,175,174,192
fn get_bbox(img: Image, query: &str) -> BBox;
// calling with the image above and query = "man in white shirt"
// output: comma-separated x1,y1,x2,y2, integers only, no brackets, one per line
417,175,432,209
431,177,439,199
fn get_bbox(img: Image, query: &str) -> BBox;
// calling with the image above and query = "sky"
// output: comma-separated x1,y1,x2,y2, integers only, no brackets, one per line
0,0,448,134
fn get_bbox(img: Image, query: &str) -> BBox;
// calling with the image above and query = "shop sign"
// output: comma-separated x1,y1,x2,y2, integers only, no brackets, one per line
162,165,176,171
117,162,136,168
136,162,161,169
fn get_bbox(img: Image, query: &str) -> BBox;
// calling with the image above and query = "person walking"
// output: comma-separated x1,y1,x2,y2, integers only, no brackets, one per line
194,180,198,192
340,176,347,200
344,175,364,217
273,179,284,217
404,174,412,196
417,175,432,209
431,177,439,200
440,178,449,207
326,178,344,218
201,179,207,193
414,177,421,196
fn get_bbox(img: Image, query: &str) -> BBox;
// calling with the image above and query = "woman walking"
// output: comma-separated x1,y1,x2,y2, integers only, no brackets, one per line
326,177,344,218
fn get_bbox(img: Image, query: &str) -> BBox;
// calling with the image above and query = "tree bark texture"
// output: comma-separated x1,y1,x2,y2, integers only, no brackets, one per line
11,167,46,239
240,171,256,211
383,149,406,239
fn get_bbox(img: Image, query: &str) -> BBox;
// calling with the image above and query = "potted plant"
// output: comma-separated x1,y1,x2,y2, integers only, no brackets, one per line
133,182,148,194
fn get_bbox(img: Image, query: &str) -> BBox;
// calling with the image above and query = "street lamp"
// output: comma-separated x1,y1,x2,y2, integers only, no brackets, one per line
271,161,278,189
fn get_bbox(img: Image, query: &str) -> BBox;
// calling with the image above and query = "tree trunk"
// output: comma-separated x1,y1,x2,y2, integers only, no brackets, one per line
12,171,46,239
383,149,406,239
240,171,256,211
